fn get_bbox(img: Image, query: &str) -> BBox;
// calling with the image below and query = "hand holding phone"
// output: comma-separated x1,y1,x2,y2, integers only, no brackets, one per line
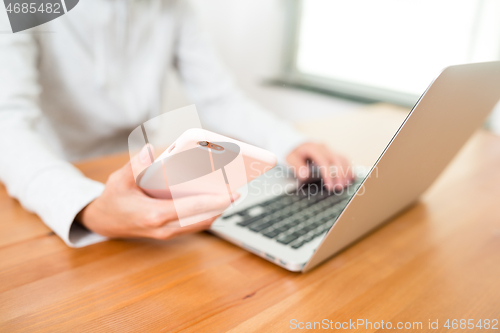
136,129,277,226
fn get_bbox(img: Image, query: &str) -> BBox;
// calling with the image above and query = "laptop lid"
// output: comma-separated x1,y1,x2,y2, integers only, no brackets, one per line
303,61,500,272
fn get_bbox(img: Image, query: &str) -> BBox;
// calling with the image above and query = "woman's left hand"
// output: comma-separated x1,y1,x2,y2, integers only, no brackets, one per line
286,142,354,191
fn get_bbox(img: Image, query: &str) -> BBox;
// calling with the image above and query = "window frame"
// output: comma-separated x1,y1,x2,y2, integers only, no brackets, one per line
278,0,499,107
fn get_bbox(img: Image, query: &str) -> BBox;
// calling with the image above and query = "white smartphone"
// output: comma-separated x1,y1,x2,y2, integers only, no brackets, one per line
136,128,277,200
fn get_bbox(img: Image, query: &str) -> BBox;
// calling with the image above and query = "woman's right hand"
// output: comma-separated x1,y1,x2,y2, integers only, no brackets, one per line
76,145,237,240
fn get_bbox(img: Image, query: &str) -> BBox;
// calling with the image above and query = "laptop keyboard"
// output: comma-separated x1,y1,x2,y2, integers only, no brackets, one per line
222,181,360,249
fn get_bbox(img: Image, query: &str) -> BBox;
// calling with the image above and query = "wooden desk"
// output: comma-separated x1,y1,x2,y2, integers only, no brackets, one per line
2,105,500,332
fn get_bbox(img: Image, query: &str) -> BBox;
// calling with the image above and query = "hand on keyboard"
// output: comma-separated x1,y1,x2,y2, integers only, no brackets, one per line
286,142,354,191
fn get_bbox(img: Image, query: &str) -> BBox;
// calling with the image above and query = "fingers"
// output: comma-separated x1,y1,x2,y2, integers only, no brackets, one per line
94,142,233,242
151,216,217,240
173,193,234,219
286,153,310,181
127,194,225,240
323,152,350,190
287,143,353,191
309,149,336,190
139,191,236,229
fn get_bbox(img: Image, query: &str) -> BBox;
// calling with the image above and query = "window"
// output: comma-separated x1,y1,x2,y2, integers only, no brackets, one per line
282,0,500,106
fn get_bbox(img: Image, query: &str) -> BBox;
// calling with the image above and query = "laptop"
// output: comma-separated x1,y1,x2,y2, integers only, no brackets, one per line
210,61,500,272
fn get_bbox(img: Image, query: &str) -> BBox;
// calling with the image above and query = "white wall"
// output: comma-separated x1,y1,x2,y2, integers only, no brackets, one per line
165,0,500,134
163,0,362,122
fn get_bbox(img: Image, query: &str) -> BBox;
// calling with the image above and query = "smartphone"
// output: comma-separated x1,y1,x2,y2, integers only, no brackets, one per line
136,128,277,200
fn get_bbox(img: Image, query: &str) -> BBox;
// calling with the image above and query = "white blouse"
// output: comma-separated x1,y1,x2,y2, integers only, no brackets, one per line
0,0,306,247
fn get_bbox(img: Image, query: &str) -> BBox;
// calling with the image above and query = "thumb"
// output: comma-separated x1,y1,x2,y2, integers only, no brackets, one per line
126,144,155,183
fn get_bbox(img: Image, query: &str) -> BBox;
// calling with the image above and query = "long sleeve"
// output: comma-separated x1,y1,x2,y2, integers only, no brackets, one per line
0,17,106,247
174,2,308,164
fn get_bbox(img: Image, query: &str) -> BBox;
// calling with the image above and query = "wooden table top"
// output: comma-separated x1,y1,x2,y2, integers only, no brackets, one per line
1,106,500,332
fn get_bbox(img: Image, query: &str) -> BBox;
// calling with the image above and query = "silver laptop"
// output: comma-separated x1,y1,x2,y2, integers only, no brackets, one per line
210,61,500,272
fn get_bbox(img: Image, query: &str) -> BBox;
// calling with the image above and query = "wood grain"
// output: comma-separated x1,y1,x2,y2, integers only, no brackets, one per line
1,106,500,332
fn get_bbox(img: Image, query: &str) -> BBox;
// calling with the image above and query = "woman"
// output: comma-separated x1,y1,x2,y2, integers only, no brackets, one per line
0,0,352,247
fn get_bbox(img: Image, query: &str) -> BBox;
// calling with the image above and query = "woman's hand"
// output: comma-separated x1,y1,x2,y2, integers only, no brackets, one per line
286,142,354,190
77,146,236,240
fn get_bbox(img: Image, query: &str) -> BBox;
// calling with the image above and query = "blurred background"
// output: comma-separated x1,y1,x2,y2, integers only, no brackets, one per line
165,0,500,134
